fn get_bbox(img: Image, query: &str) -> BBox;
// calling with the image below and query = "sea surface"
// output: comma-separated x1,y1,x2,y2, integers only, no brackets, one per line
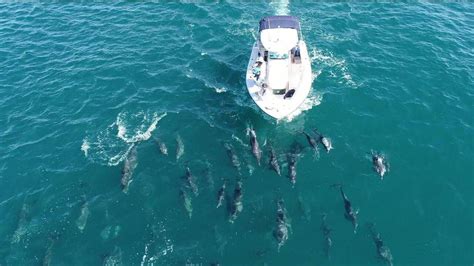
0,2,473,265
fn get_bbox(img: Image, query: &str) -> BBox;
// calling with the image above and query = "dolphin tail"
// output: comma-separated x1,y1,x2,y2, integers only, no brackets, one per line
313,128,322,137
222,176,229,184
321,212,328,222
339,186,346,199
330,183,344,198
295,129,304,135
184,160,191,168
368,149,376,158
277,242,283,253
245,122,253,136
273,188,284,201
366,222,379,239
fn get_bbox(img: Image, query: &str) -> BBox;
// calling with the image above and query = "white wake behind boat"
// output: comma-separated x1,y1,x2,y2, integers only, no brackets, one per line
246,16,312,120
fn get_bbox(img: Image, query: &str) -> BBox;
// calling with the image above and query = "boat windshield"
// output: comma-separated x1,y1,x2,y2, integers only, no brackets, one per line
269,52,289,60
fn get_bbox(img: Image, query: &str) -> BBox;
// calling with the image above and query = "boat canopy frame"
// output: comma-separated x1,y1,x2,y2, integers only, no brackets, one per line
259,16,301,32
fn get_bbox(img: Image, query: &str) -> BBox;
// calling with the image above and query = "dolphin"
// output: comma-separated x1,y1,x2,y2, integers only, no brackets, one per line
313,129,333,153
121,144,138,194
176,134,184,161
372,152,388,179
155,138,168,155
302,131,319,152
274,199,290,251
368,223,393,266
76,199,90,232
216,181,226,208
249,128,262,165
296,194,311,221
42,233,60,266
229,181,243,223
287,154,297,186
102,246,123,266
334,185,358,233
224,143,241,173
269,145,281,176
321,213,333,259
180,188,193,218
11,202,31,244
204,162,215,190
185,166,199,196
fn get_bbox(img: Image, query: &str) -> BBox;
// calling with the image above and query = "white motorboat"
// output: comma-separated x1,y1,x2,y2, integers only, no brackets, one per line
246,16,312,120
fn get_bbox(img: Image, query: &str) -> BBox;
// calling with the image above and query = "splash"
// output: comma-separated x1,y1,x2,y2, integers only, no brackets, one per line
285,94,323,122
108,143,136,167
312,69,322,83
81,138,90,157
83,111,167,166
117,112,167,143
142,222,174,263
310,47,356,87
215,87,227,93
140,244,150,266
270,0,290,16
103,246,122,266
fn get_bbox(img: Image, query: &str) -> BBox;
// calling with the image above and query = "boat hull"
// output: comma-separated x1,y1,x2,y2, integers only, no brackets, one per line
246,41,312,120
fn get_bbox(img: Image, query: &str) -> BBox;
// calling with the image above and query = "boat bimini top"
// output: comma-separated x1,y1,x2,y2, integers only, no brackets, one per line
259,16,301,54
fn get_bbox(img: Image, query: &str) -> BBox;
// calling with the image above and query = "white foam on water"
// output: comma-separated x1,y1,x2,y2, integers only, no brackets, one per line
103,246,122,266
140,244,149,266
146,222,174,263
84,111,167,166
270,0,290,16
310,47,356,87
312,69,322,83
81,138,90,157
117,112,167,143
215,87,227,93
108,142,136,166
284,94,323,122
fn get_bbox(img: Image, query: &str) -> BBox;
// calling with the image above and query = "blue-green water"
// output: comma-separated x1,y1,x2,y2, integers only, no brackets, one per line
1,2,473,265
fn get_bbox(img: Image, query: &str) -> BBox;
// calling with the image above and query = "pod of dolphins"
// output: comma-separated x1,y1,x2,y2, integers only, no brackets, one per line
114,124,391,263
7,121,393,265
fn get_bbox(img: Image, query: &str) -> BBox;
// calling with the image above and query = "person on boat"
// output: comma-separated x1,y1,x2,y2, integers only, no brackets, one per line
252,61,262,81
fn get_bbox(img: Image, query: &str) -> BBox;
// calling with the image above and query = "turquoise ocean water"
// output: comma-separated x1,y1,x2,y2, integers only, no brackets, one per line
0,2,473,265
